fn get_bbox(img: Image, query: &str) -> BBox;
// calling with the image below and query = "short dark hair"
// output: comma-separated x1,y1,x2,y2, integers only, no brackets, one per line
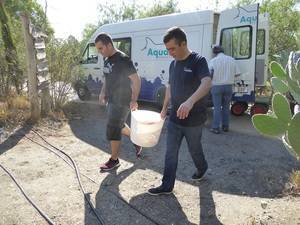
163,27,187,45
95,33,113,46
212,45,224,54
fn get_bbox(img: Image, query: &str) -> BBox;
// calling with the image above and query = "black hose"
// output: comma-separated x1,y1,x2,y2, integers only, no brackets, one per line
24,129,161,225
0,164,56,225
30,130,106,225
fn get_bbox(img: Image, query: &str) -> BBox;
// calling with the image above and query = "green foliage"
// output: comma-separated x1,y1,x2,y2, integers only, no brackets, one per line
0,0,21,94
271,77,289,93
81,0,178,45
272,93,292,123
270,61,287,80
0,0,54,97
138,0,178,18
252,52,300,158
252,114,287,136
287,113,300,155
47,36,82,109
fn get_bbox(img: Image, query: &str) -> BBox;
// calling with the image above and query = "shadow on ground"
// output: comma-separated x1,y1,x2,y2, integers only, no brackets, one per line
64,101,299,225
0,124,33,156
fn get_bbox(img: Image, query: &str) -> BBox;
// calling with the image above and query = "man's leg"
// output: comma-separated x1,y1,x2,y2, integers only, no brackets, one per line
110,140,121,160
122,123,142,157
221,85,233,130
211,86,222,131
100,104,129,171
184,125,208,180
148,121,183,195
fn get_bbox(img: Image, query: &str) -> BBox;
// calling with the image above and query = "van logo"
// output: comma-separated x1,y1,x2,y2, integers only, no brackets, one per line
141,37,169,58
233,6,257,24
240,15,257,24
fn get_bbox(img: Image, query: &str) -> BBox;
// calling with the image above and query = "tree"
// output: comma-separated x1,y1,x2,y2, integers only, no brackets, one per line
47,36,82,109
0,0,22,94
138,0,179,18
81,0,179,46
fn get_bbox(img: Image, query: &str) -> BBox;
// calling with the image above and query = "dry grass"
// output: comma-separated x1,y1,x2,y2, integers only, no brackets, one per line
290,170,300,193
0,95,31,129
7,95,30,110
284,170,300,196
0,102,9,123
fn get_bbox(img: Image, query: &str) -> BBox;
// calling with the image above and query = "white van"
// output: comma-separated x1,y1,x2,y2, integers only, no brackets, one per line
77,4,269,115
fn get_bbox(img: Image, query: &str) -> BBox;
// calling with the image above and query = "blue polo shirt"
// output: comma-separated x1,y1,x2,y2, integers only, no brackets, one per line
169,52,210,127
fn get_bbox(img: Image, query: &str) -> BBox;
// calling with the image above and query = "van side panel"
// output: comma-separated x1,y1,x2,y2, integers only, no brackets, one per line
131,26,205,103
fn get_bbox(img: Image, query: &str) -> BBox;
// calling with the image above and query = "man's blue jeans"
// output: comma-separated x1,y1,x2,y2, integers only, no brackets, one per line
211,84,233,129
162,121,208,190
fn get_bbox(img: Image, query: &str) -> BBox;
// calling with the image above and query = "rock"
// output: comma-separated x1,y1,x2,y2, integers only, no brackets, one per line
261,201,268,209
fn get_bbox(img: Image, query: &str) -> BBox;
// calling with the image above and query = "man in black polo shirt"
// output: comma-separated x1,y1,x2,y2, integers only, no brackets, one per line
95,33,142,171
148,27,212,195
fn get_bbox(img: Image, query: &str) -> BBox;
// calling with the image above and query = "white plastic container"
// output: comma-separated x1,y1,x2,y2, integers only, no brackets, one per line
130,110,165,147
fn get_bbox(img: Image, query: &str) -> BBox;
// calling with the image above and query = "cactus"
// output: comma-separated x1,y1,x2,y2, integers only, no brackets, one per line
252,51,300,158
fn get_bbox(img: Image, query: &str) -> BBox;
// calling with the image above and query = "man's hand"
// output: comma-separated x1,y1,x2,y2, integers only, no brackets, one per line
177,99,194,119
130,101,138,111
160,107,168,119
99,93,106,105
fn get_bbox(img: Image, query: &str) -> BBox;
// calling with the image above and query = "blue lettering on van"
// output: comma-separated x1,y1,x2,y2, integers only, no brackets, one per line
147,48,169,58
240,15,257,24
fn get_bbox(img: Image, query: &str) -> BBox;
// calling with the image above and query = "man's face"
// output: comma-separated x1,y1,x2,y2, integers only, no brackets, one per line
95,41,111,58
165,38,186,60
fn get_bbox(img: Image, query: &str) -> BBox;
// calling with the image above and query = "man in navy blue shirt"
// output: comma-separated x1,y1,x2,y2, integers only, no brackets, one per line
148,27,212,195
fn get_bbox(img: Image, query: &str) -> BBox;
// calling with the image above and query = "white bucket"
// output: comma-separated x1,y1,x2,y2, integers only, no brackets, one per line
130,110,165,147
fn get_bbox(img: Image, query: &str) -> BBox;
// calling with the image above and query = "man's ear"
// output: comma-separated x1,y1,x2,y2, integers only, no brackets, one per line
180,41,187,47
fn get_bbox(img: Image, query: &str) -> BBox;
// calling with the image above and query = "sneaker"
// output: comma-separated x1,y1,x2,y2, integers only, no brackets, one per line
133,144,142,157
210,128,220,134
222,126,229,132
192,167,208,181
99,158,120,171
148,185,173,196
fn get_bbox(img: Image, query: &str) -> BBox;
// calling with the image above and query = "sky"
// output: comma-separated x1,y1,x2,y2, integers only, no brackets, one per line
36,0,240,40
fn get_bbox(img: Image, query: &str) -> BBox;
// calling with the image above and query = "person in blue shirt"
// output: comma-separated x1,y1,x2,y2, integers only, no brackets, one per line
148,27,212,195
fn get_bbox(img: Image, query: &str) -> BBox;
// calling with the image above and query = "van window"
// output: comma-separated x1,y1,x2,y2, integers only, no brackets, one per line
257,29,265,55
81,43,98,64
221,26,252,60
113,38,131,58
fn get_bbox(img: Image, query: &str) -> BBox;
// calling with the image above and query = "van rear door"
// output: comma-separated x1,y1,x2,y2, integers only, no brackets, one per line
216,4,259,102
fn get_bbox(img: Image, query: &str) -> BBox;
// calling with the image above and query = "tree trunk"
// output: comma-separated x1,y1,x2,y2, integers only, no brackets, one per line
20,13,40,122
41,85,51,117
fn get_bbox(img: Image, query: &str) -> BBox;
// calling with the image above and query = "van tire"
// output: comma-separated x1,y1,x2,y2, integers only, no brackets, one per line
155,87,166,107
77,86,91,101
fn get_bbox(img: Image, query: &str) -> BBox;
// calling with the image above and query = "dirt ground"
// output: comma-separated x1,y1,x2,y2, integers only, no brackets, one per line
0,101,299,225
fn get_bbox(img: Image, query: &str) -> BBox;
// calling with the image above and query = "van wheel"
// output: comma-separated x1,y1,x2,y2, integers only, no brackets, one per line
77,86,91,101
231,102,248,116
250,103,269,116
155,87,166,107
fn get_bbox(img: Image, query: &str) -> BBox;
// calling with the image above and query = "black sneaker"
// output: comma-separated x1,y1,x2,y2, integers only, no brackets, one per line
133,144,142,158
99,158,120,171
148,185,173,196
210,128,220,134
192,167,208,181
222,126,229,132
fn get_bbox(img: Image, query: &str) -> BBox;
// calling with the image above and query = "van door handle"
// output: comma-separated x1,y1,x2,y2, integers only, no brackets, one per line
94,67,101,70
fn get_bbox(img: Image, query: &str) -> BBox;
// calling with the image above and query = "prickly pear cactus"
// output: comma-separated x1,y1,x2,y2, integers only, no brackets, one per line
252,51,300,158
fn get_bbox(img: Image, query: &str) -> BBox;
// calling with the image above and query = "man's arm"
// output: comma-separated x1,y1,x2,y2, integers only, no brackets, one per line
177,76,212,119
99,79,106,105
161,85,170,119
129,73,141,110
